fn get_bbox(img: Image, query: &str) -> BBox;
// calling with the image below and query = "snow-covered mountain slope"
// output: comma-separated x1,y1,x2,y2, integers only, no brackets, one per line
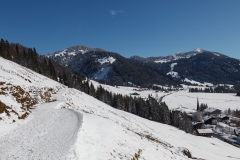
45,45,105,67
61,88,240,160
46,45,178,87
1,57,240,160
131,49,240,85
154,48,205,63
0,57,63,122
130,48,205,64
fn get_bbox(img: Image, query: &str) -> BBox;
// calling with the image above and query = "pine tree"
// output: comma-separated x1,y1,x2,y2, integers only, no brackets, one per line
62,71,68,86
0,39,4,57
197,97,199,111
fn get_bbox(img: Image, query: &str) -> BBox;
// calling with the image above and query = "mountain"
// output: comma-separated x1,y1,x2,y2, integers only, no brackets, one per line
46,45,179,87
130,48,205,64
130,49,240,85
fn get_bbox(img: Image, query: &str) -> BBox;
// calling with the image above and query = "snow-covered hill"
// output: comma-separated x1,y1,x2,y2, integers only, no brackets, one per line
0,57,63,123
0,57,240,159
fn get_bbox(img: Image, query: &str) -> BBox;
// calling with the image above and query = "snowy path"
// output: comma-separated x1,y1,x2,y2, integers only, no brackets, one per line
0,90,82,160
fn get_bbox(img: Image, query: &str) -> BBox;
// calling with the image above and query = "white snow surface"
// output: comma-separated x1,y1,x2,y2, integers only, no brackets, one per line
55,49,68,57
0,90,82,159
162,89,240,111
98,56,116,65
167,63,181,78
62,88,240,160
183,78,214,87
0,57,61,89
89,80,168,99
154,59,170,63
0,57,240,159
93,66,111,80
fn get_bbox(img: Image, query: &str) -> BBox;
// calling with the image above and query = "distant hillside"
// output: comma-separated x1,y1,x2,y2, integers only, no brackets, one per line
131,49,240,85
46,45,179,87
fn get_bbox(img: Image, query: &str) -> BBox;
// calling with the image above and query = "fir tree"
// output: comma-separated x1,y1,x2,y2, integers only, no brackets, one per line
197,97,199,111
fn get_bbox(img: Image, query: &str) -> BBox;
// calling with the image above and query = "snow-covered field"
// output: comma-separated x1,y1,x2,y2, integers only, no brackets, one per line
163,90,240,111
89,80,168,99
1,57,240,160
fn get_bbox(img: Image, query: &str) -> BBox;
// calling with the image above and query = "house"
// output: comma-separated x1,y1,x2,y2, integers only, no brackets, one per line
203,108,221,116
204,116,217,125
192,122,204,130
234,129,240,137
195,129,213,137
218,115,229,123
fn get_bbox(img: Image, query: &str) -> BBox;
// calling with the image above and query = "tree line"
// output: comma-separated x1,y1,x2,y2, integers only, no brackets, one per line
189,85,236,93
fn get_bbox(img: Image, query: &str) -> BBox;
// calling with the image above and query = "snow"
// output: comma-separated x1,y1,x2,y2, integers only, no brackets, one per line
204,107,219,113
193,48,203,53
167,63,181,78
93,66,111,80
197,129,213,134
0,90,82,159
63,88,240,160
89,80,168,99
154,59,170,63
162,89,240,111
0,57,62,89
183,78,214,87
79,49,88,54
55,49,68,57
68,51,76,56
98,56,116,65
1,57,240,159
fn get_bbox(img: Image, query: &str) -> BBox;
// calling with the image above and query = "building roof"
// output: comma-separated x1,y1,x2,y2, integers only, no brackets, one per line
203,107,220,113
203,116,216,121
197,129,213,134
192,122,204,125
218,114,229,119
130,92,140,95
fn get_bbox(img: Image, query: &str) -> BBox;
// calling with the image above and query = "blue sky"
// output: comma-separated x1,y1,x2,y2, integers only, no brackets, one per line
1,0,240,59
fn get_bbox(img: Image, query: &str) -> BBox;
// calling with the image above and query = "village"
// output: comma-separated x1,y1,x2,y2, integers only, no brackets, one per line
183,103,240,148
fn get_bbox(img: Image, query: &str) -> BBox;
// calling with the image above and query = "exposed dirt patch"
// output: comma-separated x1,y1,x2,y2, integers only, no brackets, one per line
131,149,142,160
0,101,11,116
0,83,56,121
134,131,173,148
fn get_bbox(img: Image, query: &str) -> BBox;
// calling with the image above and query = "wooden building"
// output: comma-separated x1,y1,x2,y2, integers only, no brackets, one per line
234,129,240,137
204,116,217,125
203,108,221,116
195,129,213,137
